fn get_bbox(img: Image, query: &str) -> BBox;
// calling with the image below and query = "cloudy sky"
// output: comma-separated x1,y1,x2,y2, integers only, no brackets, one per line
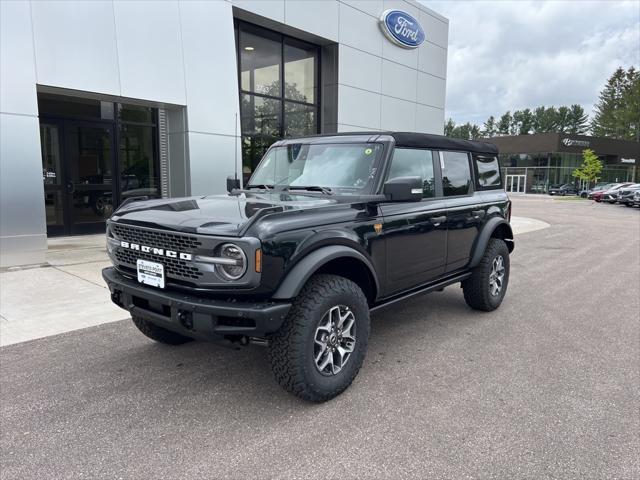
421,0,640,126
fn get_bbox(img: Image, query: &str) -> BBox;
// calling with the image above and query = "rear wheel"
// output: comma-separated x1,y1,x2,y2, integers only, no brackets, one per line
462,238,510,312
268,274,370,402
131,316,193,345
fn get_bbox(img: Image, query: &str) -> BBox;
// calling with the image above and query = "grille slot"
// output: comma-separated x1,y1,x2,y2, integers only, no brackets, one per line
111,223,204,281
115,249,203,280
112,224,202,251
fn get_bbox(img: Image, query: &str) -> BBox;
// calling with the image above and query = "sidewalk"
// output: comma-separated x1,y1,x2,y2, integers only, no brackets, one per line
0,216,549,347
0,235,125,346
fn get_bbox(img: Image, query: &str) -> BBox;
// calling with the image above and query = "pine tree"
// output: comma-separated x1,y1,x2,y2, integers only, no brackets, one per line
444,118,456,137
567,104,589,134
483,116,497,137
497,112,512,135
591,66,640,140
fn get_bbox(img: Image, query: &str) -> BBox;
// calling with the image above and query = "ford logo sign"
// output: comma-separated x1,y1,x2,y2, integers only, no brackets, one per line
379,9,425,49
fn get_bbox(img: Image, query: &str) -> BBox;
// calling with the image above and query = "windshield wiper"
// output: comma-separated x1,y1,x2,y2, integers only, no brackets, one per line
286,185,333,195
245,184,273,191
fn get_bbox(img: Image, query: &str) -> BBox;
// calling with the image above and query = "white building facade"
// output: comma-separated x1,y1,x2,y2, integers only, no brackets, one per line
0,0,448,267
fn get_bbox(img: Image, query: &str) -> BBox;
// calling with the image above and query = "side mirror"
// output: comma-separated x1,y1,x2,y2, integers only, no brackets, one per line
383,176,423,202
226,175,241,193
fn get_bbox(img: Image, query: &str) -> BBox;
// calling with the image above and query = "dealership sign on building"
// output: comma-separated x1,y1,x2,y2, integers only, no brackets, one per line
379,10,425,49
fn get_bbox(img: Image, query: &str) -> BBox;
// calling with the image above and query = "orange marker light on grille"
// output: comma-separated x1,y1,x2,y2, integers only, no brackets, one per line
255,248,262,273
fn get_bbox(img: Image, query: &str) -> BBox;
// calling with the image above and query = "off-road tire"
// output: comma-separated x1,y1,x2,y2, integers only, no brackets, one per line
131,316,193,345
462,238,510,312
268,274,370,402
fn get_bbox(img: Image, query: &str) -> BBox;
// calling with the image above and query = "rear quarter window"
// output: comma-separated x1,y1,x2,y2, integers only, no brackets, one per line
473,154,502,190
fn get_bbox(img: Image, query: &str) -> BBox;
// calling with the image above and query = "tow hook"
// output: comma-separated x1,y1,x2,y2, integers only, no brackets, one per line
178,310,193,330
110,290,122,306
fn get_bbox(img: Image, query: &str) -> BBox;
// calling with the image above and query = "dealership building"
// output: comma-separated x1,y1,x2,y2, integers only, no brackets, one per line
489,133,639,194
0,0,449,267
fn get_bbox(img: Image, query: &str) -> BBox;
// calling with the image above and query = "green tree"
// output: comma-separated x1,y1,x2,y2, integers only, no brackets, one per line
444,118,456,137
512,109,534,135
483,115,497,137
572,149,603,188
556,106,571,133
497,111,512,135
591,66,640,140
567,104,589,134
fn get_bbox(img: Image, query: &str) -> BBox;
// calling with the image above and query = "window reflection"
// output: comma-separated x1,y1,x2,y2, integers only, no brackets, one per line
285,41,317,103
236,21,320,177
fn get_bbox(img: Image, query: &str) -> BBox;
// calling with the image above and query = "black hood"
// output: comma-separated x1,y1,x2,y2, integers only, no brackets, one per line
109,193,337,236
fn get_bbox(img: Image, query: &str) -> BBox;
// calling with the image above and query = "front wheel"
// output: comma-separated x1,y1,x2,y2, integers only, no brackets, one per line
268,274,370,402
462,238,510,312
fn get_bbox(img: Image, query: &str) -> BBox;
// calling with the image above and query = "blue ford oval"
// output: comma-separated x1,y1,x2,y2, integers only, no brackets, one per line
379,9,425,49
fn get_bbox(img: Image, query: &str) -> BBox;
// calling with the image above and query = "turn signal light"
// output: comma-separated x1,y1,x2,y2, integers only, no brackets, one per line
255,248,262,273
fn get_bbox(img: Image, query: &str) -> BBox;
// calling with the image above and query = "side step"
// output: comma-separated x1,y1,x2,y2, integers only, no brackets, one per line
370,271,471,313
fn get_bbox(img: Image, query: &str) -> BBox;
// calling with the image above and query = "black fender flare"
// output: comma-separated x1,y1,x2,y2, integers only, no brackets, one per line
272,245,379,300
468,217,514,268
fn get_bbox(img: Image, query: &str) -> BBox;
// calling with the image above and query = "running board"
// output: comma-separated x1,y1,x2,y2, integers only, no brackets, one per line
371,271,472,313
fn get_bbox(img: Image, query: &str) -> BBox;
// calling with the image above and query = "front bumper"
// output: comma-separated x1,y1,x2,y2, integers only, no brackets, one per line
102,267,291,340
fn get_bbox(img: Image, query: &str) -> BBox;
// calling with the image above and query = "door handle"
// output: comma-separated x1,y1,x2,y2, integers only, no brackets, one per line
471,210,485,219
430,216,447,226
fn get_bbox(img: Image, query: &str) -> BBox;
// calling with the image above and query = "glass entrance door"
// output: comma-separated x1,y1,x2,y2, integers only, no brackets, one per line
506,174,526,194
65,122,116,234
40,121,116,235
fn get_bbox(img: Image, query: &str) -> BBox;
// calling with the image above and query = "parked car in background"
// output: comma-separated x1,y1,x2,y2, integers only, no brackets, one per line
588,183,632,202
579,183,615,198
617,184,640,206
631,191,640,208
548,184,578,196
602,183,636,203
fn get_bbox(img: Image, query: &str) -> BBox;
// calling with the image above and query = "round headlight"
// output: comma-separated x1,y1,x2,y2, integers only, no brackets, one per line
217,243,247,281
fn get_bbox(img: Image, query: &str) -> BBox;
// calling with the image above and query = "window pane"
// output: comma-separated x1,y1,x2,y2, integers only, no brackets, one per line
242,135,278,184
240,29,281,96
284,42,316,103
118,104,154,124
119,124,159,198
241,94,281,137
474,154,501,188
249,143,383,193
38,94,101,119
388,148,435,198
441,151,472,196
284,102,316,137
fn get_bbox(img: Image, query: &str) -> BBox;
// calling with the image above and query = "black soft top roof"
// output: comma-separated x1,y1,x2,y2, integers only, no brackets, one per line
277,131,499,155
391,132,499,155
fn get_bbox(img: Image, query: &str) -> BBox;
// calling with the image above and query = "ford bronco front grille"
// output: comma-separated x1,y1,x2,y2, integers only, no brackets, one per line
111,224,202,251
110,224,204,282
114,248,203,280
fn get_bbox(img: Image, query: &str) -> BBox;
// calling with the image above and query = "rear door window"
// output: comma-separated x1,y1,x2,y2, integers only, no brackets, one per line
473,154,502,189
439,151,472,196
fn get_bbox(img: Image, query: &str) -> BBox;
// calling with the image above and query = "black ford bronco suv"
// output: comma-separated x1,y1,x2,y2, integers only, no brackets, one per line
102,132,514,402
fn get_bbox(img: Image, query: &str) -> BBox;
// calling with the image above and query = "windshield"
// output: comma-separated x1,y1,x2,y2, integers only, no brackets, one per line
247,143,384,194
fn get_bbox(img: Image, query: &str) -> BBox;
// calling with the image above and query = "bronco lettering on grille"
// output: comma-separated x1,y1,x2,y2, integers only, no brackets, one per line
119,241,193,261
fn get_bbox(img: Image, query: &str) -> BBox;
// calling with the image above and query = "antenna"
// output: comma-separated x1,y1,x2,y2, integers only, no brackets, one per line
234,113,240,187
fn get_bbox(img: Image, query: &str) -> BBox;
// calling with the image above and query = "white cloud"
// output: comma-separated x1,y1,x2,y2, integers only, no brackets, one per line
421,0,640,126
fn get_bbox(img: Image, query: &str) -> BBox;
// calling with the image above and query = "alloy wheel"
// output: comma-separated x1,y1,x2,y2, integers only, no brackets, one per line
313,305,356,376
489,255,505,296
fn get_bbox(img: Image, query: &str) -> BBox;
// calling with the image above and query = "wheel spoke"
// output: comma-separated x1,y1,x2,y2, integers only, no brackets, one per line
313,304,357,376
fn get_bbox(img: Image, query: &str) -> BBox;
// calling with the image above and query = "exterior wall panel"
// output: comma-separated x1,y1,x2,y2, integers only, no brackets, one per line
113,1,186,105
31,0,121,95
0,0,448,266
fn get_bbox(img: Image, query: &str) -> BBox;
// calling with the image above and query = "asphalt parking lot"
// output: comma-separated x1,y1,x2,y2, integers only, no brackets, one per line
1,196,638,480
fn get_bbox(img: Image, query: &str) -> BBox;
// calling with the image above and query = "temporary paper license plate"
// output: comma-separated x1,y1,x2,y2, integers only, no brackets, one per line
137,259,165,288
